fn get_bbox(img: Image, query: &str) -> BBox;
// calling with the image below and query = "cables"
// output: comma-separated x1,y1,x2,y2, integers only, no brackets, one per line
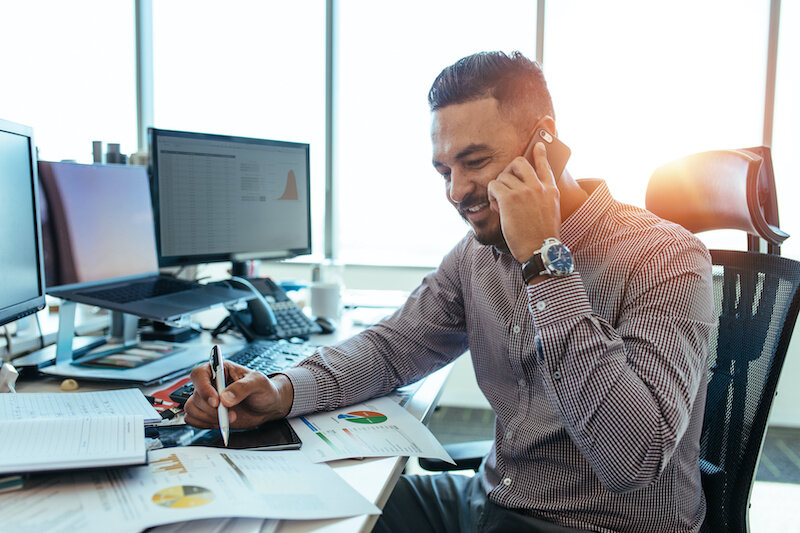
34,313,45,349
1,326,11,359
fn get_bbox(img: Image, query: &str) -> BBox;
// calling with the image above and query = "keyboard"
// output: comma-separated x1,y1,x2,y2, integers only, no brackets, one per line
169,339,318,404
78,277,196,304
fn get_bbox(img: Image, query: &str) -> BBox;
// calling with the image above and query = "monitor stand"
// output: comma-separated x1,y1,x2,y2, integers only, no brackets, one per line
231,259,259,278
35,301,211,384
11,336,106,370
13,301,138,370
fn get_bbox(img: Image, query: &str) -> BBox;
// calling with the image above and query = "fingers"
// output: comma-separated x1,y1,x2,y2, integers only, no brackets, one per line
184,361,253,428
218,370,268,408
223,360,251,384
531,141,557,187
501,143,554,186
184,363,222,427
189,363,218,407
183,394,219,428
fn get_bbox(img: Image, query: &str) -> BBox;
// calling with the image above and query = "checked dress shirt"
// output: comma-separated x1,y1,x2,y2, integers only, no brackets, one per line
284,179,715,532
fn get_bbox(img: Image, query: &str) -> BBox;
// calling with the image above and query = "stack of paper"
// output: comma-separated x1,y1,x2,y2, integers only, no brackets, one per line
0,390,453,531
0,389,159,475
0,447,379,533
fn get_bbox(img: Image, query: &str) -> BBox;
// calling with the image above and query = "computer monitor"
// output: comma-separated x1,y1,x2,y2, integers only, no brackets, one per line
0,118,46,328
148,128,312,268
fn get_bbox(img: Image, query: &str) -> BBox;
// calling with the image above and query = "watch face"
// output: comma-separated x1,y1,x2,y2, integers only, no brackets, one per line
544,243,574,275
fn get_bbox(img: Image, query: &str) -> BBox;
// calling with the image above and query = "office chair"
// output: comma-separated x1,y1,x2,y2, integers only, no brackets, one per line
647,146,800,533
419,147,800,533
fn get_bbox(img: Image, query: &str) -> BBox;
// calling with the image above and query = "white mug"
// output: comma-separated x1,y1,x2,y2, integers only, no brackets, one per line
310,282,342,319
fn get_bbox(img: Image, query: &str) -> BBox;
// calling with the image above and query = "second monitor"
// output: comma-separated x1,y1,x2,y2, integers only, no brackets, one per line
148,128,312,268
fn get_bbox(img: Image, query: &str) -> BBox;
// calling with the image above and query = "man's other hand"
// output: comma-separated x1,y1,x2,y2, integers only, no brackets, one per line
183,360,294,429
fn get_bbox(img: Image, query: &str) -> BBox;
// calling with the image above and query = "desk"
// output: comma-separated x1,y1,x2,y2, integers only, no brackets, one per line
11,304,453,533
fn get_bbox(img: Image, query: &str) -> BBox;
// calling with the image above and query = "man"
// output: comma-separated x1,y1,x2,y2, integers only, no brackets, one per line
185,51,715,532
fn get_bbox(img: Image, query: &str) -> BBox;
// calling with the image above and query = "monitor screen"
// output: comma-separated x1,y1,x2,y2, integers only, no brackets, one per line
149,128,312,267
0,118,46,327
37,161,159,290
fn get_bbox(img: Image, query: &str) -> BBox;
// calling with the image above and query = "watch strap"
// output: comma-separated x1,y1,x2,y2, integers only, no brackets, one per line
521,252,546,284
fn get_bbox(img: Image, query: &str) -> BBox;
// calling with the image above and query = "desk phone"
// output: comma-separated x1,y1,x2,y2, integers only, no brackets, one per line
214,277,323,341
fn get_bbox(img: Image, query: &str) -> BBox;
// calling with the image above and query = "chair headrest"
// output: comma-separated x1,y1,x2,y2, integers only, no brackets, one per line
646,148,788,247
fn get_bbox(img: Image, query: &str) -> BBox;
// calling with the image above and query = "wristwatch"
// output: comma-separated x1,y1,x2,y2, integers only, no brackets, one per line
521,238,574,283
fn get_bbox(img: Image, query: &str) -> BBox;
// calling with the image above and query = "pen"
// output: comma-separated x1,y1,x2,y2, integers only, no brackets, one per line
210,345,230,446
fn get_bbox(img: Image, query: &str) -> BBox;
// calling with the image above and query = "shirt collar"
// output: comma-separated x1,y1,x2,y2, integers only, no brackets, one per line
560,179,614,252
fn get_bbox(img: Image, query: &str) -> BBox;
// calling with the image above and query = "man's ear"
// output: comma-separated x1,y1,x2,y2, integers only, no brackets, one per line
532,115,557,136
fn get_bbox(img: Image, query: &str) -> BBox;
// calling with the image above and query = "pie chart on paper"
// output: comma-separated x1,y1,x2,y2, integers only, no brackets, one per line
152,485,215,509
337,410,388,424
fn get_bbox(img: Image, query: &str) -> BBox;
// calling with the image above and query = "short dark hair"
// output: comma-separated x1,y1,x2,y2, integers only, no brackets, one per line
428,51,554,128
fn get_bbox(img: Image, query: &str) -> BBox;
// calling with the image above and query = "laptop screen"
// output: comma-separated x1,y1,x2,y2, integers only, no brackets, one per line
38,162,159,290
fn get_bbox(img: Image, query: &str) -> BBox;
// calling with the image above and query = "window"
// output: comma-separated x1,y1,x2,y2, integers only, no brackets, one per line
334,0,538,266
0,1,137,163
544,0,770,251
152,0,327,260
772,0,799,260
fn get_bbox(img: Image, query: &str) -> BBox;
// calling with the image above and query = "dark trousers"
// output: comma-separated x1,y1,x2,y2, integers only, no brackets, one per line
373,473,595,533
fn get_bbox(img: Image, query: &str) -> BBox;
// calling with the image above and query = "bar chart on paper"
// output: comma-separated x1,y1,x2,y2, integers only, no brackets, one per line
150,453,189,475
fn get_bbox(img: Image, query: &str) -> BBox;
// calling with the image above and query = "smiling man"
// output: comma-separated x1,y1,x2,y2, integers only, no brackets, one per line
185,51,715,533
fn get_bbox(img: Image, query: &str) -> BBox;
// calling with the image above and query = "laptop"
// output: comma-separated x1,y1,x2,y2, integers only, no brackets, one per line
38,161,251,323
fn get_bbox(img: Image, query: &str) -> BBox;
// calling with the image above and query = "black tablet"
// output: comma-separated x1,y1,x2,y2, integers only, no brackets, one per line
190,419,301,451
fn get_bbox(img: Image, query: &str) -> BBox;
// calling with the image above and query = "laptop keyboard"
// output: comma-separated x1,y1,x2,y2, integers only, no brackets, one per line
78,277,197,304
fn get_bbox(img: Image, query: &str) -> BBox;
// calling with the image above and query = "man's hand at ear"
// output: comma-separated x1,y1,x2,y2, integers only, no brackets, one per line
488,141,562,263
183,360,294,429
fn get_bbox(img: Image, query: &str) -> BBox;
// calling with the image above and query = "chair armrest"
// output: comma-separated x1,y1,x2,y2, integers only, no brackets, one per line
418,439,493,472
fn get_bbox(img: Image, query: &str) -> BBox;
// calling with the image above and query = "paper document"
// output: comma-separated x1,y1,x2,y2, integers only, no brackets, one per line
0,415,145,475
289,396,454,464
0,388,160,424
0,447,379,533
148,517,278,533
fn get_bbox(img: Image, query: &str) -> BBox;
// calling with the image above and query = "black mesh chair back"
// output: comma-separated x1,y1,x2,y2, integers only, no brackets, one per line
647,147,800,533
699,251,800,532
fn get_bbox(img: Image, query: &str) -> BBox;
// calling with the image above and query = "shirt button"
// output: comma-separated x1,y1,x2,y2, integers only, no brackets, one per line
505,430,513,440
536,301,547,311
518,379,526,387
502,477,512,486
553,370,562,381
512,325,521,334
